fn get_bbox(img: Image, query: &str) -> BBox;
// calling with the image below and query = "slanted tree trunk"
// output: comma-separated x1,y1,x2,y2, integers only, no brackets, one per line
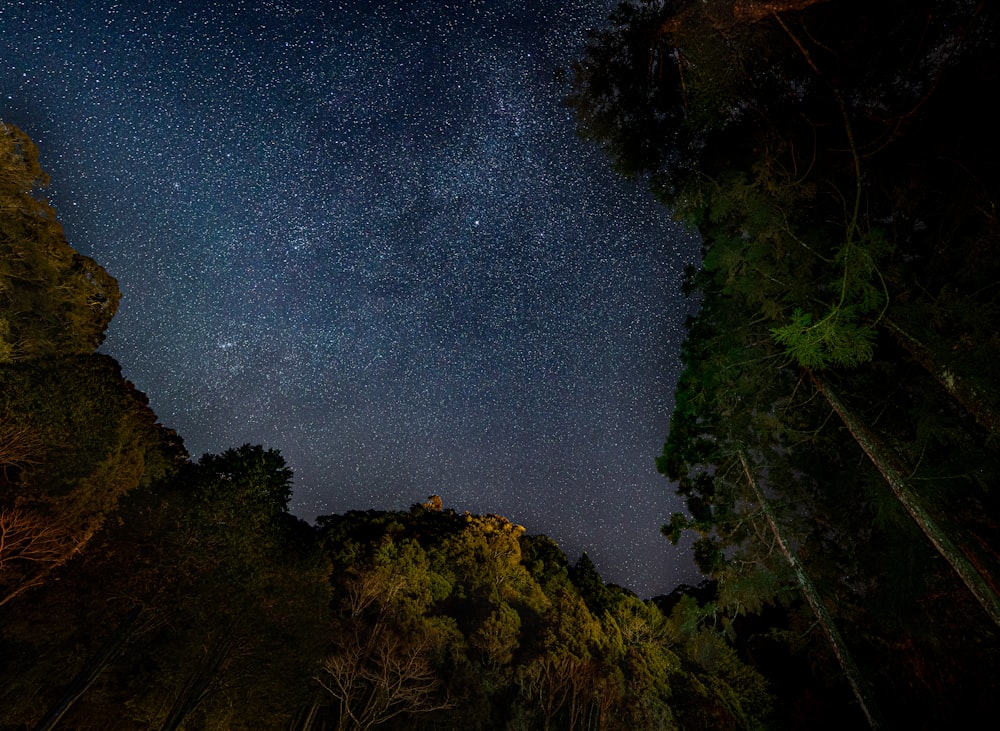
811,371,1000,629
883,318,1000,437
289,695,323,731
158,630,235,731
737,451,884,730
33,605,143,731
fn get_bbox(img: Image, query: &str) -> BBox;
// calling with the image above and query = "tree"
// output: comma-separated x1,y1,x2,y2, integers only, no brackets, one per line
318,623,452,731
0,418,42,479
141,447,328,729
655,300,883,726
810,371,1000,629
569,0,995,375
736,450,883,729
320,535,454,730
31,606,144,731
882,317,1000,439
2,443,329,730
0,356,186,607
0,122,119,360
603,594,678,730
157,630,236,731
0,506,64,607
518,587,604,731
574,2,1000,721
667,594,773,731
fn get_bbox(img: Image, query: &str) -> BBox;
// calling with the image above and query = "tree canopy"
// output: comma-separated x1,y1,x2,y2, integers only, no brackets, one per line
569,0,1000,726
0,123,119,361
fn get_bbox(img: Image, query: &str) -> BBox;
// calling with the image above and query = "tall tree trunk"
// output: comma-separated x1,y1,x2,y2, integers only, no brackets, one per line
811,371,1000,629
33,605,143,731
883,318,1000,437
737,451,884,730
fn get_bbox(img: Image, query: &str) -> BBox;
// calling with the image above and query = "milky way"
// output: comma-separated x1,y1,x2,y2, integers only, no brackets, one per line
1,0,702,596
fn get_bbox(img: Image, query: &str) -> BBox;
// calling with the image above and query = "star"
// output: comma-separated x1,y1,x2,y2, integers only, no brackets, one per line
0,0,702,597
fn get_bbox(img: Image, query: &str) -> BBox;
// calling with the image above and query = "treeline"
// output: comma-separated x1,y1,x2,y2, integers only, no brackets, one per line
0,123,769,729
567,0,1000,728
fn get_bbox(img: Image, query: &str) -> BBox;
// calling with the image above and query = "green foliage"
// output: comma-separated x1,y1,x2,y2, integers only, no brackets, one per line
312,504,770,730
1,395,769,730
770,227,891,368
663,513,692,545
581,1,1000,724
0,355,186,608
195,443,294,539
0,122,120,361
0,442,331,730
771,307,877,369
692,536,726,575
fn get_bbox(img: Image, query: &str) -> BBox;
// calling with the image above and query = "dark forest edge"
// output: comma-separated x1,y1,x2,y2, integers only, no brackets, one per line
2,0,999,727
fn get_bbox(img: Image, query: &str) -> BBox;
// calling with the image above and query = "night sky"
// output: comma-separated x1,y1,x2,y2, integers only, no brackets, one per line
1,1,701,597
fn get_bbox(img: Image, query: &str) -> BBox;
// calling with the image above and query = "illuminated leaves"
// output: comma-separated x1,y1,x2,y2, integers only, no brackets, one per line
0,124,120,361
771,307,877,369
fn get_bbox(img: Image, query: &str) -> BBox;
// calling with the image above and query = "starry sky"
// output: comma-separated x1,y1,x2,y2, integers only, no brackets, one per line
1,0,702,597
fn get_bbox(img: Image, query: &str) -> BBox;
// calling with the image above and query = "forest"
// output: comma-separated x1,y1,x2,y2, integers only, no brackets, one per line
567,0,1000,727
2,0,999,728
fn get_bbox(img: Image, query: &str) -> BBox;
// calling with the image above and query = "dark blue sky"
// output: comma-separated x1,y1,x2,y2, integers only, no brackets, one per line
1,0,701,596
